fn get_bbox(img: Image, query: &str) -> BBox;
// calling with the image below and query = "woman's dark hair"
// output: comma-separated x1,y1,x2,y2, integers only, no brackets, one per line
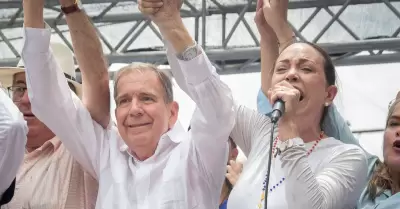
302,42,336,86
304,42,336,127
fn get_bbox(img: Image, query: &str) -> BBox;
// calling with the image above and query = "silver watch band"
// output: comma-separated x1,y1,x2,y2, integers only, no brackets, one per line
176,41,200,61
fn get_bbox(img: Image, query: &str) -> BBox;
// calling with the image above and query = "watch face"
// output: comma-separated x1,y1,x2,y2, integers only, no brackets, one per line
183,47,198,60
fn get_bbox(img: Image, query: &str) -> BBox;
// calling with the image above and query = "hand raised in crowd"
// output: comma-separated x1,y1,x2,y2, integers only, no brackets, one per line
226,160,243,186
137,0,163,16
138,0,193,54
262,0,289,34
262,0,293,45
59,0,76,7
138,0,183,27
254,0,277,42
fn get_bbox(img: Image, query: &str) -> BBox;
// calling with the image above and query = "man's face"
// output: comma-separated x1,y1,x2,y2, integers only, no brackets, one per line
11,72,54,147
114,69,178,155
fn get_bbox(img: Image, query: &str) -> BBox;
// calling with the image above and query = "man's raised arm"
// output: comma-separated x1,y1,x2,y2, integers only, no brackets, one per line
60,0,110,128
22,0,107,179
139,0,235,188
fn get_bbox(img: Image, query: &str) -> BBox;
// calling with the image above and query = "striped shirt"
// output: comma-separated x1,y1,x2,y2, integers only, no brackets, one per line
1,137,98,209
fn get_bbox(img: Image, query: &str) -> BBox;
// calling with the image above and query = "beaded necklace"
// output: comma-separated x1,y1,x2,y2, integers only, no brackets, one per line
257,132,324,209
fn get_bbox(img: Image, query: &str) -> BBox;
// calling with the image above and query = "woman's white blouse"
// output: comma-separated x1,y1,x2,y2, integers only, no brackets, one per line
228,105,368,209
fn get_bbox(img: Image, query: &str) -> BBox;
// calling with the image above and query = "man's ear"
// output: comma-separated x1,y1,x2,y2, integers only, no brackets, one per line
168,101,179,129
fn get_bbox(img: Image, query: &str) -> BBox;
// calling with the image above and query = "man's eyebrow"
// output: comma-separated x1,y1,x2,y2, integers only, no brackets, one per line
14,80,26,85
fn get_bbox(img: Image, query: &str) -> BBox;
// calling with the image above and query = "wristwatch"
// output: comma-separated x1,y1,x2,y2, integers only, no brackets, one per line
276,138,303,156
176,42,201,61
61,0,83,15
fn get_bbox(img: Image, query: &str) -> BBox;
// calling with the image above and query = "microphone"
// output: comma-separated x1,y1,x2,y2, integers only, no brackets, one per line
271,99,285,123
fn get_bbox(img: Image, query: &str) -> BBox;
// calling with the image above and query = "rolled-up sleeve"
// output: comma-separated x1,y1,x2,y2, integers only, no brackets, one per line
165,42,235,189
0,89,27,196
22,27,109,179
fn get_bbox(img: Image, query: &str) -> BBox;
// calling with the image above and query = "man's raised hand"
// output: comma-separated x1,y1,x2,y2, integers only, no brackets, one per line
138,0,183,28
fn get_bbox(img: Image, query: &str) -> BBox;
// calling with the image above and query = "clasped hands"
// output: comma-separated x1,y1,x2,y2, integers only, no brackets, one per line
138,0,183,28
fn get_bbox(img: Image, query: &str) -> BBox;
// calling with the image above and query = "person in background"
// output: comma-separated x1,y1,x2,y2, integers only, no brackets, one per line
0,83,27,206
225,157,243,190
22,0,235,208
220,137,239,209
357,92,400,209
0,0,101,208
0,44,98,209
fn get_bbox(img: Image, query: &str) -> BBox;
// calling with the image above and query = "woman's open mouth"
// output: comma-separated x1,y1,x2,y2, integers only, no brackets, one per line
393,140,400,152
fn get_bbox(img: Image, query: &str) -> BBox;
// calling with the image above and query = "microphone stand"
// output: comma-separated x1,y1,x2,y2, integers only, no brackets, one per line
264,104,284,209
264,120,278,209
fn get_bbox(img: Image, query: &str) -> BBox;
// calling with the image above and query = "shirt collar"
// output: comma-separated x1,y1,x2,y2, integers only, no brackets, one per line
25,136,61,153
119,120,186,153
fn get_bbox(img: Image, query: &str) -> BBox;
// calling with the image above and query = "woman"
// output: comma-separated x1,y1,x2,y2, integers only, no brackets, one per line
357,93,400,209
227,0,368,208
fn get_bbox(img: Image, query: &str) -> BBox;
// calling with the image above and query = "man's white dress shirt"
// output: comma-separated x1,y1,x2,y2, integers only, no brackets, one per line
22,27,235,209
0,89,27,199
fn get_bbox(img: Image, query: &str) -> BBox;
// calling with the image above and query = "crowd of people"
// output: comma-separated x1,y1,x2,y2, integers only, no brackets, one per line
0,0,399,208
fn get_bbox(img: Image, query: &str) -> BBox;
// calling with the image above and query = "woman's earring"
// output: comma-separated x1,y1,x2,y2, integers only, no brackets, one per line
325,102,329,107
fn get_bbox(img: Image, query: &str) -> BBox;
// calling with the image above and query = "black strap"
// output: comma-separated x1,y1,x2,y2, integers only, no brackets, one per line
0,178,16,205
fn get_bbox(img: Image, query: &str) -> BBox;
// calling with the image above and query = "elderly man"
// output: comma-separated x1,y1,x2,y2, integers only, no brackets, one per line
22,0,235,208
0,43,98,209
0,0,102,208
0,84,27,206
